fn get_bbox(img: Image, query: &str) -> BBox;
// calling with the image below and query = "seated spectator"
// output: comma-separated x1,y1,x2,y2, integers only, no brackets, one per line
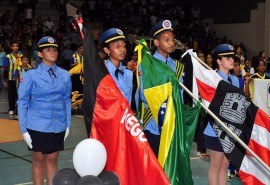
231,57,245,90
18,55,32,88
127,53,137,72
232,56,242,78
32,49,41,67
197,50,205,62
45,17,54,37
241,58,254,78
235,46,245,69
25,4,33,24
205,52,214,69
245,58,270,100
251,58,270,79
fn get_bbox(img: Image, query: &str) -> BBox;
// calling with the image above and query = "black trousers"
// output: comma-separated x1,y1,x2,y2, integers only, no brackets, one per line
8,80,18,111
144,130,160,157
195,115,208,153
71,74,83,94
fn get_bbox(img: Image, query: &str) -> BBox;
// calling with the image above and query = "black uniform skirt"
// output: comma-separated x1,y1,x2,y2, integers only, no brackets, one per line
205,135,224,152
27,129,65,154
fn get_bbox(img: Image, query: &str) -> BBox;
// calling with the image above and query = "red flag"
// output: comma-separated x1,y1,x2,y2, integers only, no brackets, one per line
184,50,270,185
83,27,170,185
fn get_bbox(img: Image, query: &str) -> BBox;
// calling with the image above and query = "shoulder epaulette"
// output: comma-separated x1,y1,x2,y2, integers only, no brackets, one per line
175,59,184,80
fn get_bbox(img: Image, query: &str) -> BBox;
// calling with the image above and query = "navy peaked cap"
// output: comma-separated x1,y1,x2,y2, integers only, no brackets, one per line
149,20,174,38
37,36,58,49
214,44,235,57
101,28,126,45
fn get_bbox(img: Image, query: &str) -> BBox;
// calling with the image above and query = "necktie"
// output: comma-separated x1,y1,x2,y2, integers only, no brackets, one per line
115,68,124,79
48,68,57,78
228,76,232,84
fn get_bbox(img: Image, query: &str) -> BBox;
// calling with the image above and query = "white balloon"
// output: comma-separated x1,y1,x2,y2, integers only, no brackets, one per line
73,139,107,177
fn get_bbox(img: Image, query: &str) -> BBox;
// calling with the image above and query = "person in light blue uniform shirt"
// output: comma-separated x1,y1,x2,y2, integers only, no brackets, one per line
153,50,176,72
204,71,239,137
137,20,184,156
0,42,6,90
204,44,239,185
17,36,71,185
101,28,133,105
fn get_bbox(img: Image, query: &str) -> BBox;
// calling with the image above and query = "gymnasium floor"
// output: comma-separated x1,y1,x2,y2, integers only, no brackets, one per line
0,87,242,185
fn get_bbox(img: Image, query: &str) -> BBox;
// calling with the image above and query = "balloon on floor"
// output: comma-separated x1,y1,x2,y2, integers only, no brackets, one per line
75,175,104,185
52,168,80,185
73,138,107,177
98,171,120,185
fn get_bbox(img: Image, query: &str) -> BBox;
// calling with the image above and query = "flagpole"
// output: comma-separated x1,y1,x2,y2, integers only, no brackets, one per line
179,81,270,174
190,52,213,70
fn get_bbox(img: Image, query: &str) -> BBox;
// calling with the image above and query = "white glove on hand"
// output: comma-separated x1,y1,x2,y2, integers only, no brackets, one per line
22,132,33,149
64,128,70,141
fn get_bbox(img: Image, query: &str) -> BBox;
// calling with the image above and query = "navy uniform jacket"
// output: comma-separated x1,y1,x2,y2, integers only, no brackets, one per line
17,62,72,134
105,59,133,105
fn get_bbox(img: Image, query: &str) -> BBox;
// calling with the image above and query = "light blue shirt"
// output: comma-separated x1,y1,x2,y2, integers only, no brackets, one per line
17,62,72,134
139,51,177,135
204,70,240,137
105,59,133,105
0,51,6,66
153,51,176,72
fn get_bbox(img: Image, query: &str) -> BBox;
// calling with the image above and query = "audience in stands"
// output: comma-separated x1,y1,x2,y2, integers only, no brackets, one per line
0,0,268,80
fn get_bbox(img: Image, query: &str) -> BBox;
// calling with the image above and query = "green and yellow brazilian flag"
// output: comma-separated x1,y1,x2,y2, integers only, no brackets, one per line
135,40,201,185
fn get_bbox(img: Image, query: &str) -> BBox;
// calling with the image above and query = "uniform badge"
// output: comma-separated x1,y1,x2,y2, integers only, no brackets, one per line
48,38,54,43
117,29,123,35
162,20,172,29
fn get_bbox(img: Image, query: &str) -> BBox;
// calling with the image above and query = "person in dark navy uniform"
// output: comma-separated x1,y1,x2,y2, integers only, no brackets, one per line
17,36,72,185
136,20,184,156
101,28,133,105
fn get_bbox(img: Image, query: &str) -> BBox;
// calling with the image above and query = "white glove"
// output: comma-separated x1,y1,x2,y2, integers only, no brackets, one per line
22,132,33,149
64,128,70,141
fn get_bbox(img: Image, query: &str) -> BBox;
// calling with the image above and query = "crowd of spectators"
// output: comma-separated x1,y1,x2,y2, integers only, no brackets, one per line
0,0,267,70
77,0,254,64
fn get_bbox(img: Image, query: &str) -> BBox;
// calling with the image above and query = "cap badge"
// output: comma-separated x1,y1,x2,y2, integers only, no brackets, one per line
229,45,234,50
117,29,123,35
162,20,172,29
48,38,54,43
